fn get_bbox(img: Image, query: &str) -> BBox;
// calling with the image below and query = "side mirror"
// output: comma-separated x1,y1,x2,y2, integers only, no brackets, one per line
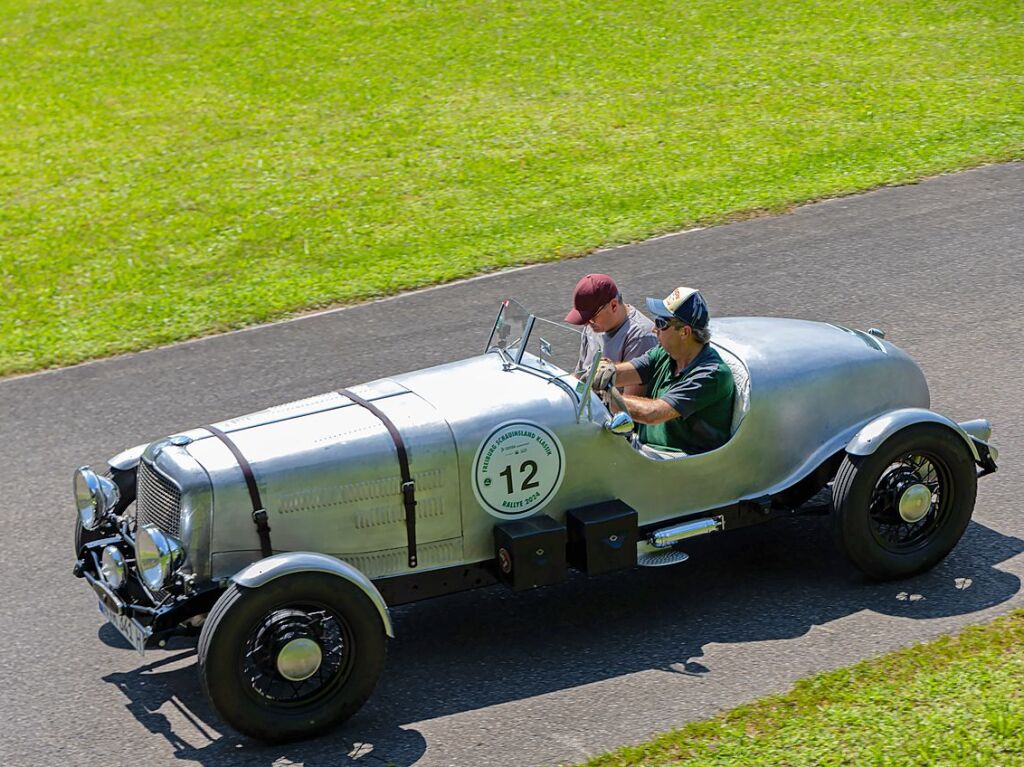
605,411,634,435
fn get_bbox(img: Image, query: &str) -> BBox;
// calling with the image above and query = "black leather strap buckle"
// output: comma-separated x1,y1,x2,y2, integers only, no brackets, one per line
401,480,416,506
251,508,273,558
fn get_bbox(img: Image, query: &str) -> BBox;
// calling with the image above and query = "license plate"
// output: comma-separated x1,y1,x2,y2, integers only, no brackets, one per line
98,600,150,656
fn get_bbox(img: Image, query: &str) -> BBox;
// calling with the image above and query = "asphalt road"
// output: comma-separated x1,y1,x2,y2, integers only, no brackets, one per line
2,163,1021,767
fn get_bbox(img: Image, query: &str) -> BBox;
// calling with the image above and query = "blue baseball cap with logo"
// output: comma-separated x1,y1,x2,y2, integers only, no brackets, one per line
645,286,710,329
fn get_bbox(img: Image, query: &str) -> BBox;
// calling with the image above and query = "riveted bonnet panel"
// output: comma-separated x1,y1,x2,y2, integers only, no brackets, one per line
186,384,461,575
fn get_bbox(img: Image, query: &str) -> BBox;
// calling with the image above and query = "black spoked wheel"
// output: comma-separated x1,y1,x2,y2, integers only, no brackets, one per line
832,424,977,580
243,604,355,707
867,452,951,553
198,572,387,742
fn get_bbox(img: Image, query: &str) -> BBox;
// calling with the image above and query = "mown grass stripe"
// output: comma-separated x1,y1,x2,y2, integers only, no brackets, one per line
1,0,1022,376
580,610,1024,767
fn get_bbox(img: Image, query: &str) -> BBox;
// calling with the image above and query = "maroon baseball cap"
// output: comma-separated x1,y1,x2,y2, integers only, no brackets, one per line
565,274,619,325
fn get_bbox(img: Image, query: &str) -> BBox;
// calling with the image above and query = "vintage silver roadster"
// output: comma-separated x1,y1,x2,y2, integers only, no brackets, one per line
72,299,998,741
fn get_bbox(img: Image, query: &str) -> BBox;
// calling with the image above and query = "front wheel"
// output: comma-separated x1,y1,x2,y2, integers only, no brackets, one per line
74,516,106,556
198,572,387,742
831,423,977,580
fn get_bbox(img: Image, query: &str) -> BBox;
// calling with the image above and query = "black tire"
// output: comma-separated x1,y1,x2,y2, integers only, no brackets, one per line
198,572,387,742
832,423,977,580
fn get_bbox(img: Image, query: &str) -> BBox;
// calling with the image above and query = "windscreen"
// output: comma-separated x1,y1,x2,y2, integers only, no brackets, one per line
486,299,531,360
520,317,583,377
486,299,590,412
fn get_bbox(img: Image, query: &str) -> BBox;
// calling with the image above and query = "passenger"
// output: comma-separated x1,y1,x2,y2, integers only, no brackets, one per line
591,287,735,455
564,273,657,397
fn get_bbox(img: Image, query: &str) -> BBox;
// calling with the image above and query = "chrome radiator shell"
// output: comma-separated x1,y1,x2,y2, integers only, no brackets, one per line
136,459,182,539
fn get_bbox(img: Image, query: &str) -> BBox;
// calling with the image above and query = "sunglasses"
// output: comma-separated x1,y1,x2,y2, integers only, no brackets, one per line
586,301,613,323
654,317,686,330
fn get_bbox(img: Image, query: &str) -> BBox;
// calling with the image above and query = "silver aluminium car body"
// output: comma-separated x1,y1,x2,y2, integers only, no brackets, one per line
73,301,999,742
125,313,986,588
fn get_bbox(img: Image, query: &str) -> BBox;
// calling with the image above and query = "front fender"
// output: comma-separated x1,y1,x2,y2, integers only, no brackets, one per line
108,443,149,471
846,408,981,461
232,552,394,637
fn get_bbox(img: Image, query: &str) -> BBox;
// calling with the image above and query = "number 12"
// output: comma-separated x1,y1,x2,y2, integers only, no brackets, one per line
499,460,540,494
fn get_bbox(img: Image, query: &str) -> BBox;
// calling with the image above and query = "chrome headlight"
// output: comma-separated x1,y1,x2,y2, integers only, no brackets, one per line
100,545,126,589
134,523,185,590
74,467,120,531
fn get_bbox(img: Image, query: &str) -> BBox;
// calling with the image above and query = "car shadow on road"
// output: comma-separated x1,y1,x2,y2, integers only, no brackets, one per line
102,516,1022,767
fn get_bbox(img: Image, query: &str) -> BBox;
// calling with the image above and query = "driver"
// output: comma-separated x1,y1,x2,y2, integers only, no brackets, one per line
592,287,735,455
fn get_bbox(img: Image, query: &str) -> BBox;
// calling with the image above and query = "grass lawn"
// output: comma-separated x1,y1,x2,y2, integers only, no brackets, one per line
1,0,1022,376
580,610,1024,767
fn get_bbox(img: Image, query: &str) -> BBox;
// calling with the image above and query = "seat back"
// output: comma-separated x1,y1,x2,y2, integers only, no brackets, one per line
714,345,751,436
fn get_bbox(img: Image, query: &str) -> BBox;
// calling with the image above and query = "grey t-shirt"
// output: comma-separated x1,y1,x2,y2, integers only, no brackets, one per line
575,304,658,377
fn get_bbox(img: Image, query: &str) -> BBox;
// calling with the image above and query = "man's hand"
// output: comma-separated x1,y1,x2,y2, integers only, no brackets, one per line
592,358,617,392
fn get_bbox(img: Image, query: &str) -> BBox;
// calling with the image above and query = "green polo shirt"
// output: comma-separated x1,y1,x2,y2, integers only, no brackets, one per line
630,344,735,454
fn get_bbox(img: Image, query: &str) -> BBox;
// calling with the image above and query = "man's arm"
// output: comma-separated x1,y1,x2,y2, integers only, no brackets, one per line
617,394,681,425
621,382,646,397
618,359,645,396
620,324,658,397
612,360,642,388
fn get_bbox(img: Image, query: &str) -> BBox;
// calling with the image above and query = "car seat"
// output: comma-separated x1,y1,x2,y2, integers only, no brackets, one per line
714,344,750,436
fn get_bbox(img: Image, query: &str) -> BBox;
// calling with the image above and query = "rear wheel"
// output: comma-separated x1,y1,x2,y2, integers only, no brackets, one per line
832,424,977,579
198,572,387,742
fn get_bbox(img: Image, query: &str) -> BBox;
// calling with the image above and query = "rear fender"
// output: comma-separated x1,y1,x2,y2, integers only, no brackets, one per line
846,408,981,462
232,552,394,637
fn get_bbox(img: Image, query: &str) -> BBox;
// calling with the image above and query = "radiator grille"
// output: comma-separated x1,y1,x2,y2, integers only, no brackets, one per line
136,460,181,538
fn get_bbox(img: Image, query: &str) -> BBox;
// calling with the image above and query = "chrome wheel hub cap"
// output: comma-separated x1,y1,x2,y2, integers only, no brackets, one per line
898,483,933,523
276,637,323,681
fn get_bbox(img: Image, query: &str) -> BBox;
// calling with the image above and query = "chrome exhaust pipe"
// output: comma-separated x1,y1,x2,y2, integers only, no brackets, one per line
647,516,724,548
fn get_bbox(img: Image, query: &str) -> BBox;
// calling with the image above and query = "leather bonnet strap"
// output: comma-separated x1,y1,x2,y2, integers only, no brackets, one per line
337,388,418,568
204,424,273,558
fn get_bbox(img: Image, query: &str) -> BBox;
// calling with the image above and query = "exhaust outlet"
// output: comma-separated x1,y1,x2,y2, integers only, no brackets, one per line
647,516,724,548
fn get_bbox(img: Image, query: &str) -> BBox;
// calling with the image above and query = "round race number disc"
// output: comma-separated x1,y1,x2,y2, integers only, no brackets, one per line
472,422,565,519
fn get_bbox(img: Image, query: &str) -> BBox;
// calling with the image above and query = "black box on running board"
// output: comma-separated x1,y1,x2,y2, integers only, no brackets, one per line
566,501,638,575
493,514,567,591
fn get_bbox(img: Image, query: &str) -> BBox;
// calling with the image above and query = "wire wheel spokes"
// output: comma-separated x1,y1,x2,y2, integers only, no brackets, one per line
907,454,941,491
242,604,354,705
868,452,951,553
